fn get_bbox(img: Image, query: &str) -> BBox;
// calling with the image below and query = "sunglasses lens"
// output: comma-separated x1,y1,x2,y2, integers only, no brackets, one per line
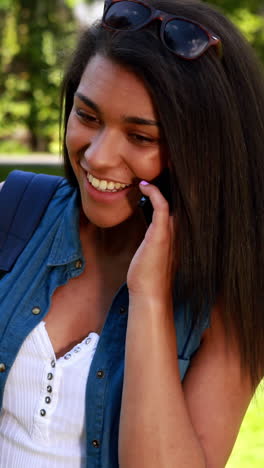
164,19,209,58
104,1,150,30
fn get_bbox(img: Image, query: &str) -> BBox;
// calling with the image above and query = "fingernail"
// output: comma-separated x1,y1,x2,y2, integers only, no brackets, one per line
140,180,149,186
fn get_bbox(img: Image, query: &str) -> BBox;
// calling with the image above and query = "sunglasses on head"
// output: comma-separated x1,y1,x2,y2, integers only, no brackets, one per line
103,0,222,61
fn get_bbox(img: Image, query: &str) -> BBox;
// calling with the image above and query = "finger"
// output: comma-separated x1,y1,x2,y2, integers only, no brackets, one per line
139,180,170,230
139,180,169,213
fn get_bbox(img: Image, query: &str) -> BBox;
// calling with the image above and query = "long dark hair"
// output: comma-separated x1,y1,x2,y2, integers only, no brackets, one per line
61,0,264,387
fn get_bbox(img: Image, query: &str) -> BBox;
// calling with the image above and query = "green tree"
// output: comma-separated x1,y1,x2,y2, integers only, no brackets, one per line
0,0,76,152
0,0,263,154
205,0,264,61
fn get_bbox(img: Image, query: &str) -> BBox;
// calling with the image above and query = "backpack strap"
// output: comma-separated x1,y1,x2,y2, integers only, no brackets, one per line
0,170,63,273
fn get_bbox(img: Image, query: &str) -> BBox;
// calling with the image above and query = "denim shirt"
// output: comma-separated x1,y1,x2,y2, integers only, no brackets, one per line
0,178,208,467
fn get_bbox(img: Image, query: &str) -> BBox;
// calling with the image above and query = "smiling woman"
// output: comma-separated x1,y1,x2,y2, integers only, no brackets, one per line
66,55,165,227
1,1,264,467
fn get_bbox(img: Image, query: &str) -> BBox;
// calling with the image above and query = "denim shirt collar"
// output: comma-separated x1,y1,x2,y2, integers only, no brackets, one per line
47,190,83,267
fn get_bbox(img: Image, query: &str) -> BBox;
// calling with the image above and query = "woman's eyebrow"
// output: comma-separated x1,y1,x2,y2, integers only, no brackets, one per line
75,91,160,127
123,116,161,127
75,92,100,113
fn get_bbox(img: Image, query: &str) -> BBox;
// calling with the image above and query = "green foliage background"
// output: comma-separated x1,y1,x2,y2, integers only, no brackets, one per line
0,0,77,153
227,384,264,467
0,0,264,154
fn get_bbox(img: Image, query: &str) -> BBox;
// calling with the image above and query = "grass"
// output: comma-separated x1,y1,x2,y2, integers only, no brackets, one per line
227,385,264,467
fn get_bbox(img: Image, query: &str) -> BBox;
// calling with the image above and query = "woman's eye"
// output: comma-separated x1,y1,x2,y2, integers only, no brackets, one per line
76,109,98,124
130,133,156,144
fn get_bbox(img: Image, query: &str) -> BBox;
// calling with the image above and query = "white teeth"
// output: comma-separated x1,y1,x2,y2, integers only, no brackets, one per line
87,173,130,192
108,181,115,190
99,180,107,190
91,178,99,189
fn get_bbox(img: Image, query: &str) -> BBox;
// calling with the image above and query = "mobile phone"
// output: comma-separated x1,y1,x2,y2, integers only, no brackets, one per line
139,168,173,225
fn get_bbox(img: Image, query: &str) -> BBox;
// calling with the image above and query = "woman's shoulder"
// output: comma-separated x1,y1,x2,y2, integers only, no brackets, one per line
0,172,75,199
48,175,78,207
0,172,78,234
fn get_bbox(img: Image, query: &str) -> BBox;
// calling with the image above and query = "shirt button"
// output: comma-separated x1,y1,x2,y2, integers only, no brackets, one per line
96,370,105,379
92,440,100,448
47,385,52,393
32,306,41,315
51,360,56,368
40,409,46,417
47,373,53,380
0,363,6,373
75,260,83,269
45,396,51,404
119,306,127,314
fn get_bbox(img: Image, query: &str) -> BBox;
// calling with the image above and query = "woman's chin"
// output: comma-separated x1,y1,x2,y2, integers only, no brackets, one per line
82,209,135,229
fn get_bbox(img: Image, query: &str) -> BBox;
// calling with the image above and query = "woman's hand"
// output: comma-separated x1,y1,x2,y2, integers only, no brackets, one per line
127,180,176,302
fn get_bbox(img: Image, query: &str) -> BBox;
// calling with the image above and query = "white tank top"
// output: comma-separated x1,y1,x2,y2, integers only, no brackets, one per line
0,321,99,467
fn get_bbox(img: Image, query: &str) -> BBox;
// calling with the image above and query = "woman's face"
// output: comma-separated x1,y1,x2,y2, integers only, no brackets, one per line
66,54,166,228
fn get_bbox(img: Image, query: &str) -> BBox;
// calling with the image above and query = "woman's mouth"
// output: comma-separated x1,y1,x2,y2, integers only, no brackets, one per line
87,172,132,193
80,169,139,206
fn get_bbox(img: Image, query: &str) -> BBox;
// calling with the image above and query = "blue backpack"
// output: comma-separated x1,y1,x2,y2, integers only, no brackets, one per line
0,170,63,274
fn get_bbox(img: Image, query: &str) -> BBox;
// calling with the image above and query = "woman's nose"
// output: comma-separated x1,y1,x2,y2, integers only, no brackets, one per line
84,128,123,169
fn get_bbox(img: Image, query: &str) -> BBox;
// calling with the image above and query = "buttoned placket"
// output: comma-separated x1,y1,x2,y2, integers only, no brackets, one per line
85,284,129,467
39,358,56,418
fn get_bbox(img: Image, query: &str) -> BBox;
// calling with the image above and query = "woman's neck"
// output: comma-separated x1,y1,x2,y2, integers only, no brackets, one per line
79,209,146,262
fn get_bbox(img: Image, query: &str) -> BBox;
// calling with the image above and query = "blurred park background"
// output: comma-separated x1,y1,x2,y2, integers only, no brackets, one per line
0,0,264,157
0,0,264,466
